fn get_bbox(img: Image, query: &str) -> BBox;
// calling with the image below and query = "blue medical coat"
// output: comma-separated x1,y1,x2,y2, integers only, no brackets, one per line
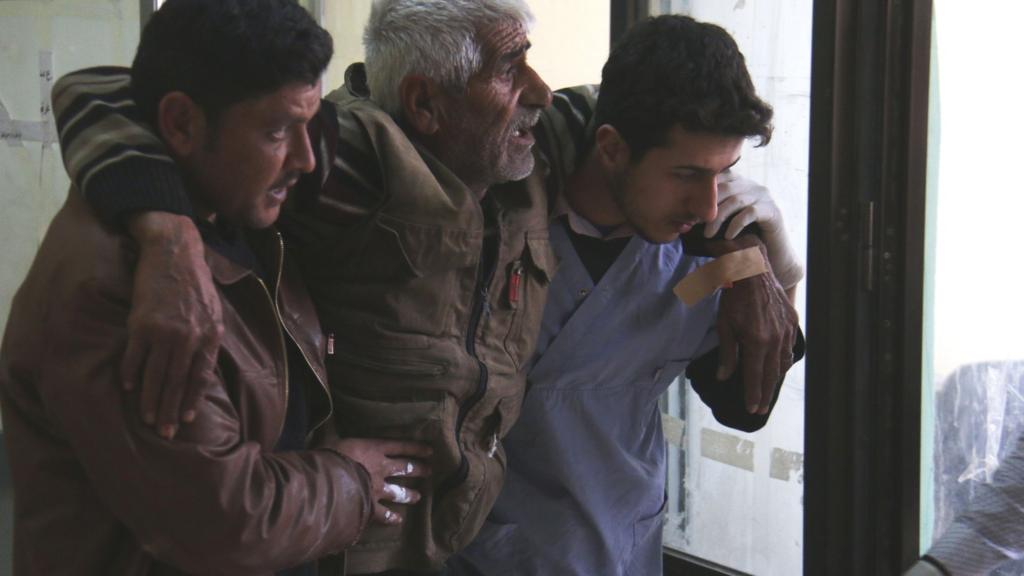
450,221,719,575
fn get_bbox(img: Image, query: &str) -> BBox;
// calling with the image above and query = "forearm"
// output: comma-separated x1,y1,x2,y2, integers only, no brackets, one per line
680,230,801,416
127,211,202,253
54,67,190,225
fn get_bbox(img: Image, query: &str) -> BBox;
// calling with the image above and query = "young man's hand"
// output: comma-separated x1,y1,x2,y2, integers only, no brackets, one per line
331,438,433,525
125,212,222,439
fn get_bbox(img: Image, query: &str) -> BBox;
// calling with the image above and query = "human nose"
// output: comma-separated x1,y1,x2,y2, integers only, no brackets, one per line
692,176,719,223
519,63,552,109
287,126,316,175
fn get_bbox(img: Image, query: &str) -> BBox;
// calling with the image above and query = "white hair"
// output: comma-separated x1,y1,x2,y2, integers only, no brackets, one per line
364,0,535,118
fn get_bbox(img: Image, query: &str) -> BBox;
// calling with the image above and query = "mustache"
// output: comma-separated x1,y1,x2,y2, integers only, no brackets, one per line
270,172,301,191
510,110,541,133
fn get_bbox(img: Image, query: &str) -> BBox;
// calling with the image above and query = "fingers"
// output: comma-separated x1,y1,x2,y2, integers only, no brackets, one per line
758,343,781,415
181,342,219,424
155,336,198,439
716,321,739,382
382,482,422,505
120,332,146,391
372,502,403,526
387,458,431,479
139,346,171,427
741,342,767,415
724,206,759,239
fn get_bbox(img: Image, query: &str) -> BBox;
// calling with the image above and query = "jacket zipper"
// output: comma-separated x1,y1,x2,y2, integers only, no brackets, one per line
258,232,334,445
437,209,500,498
253,272,290,446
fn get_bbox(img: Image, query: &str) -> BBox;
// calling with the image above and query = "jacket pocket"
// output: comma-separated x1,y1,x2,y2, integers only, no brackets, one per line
319,214,479,338
330,347,449,378
338,214,479,280
501,233,559,370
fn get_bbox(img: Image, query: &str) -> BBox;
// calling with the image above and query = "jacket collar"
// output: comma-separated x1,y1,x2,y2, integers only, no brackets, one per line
201,225,283,288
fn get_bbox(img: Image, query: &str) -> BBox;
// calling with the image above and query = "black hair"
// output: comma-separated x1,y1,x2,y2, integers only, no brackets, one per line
595,15,773,159
132,0,332,129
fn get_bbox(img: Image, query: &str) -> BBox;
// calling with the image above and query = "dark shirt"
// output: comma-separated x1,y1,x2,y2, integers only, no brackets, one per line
561,218,631,283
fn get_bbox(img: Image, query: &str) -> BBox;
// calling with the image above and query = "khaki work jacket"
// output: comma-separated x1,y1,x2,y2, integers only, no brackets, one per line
278,80,559,572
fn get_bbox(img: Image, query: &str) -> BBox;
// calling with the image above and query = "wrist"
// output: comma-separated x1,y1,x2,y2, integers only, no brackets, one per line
674,245,770,306
703,232,763,258
127,212,200,249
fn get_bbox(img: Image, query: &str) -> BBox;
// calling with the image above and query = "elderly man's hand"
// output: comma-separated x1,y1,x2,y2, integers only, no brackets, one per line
709,236,799,415
332,438,433,526
126,212,222,440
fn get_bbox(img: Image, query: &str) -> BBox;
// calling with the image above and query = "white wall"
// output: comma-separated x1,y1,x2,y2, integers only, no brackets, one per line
0,2,142,433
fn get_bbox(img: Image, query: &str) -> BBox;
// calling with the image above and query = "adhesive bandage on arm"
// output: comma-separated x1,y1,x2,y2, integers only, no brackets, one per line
673,246,769,306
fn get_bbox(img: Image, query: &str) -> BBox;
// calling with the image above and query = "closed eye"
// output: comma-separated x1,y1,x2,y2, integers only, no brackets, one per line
267,128,287,143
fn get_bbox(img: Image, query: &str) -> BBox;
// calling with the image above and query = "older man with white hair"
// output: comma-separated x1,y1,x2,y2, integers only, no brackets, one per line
50,1,802,574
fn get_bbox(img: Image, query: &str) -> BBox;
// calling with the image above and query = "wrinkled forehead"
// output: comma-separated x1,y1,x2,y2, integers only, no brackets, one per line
476,19,531,70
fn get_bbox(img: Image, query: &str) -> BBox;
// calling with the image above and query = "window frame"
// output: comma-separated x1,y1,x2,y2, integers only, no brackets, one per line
804,0,932,573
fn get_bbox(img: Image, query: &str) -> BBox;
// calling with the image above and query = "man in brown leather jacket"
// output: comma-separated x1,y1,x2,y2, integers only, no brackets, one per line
0,1,431,574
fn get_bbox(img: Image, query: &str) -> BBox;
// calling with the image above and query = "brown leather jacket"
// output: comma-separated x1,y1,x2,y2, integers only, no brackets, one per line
277,83,558,573
0,191,373,575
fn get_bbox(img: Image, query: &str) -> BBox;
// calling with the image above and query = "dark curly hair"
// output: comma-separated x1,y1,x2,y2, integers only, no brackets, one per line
132,0,333,131
595,14,773,159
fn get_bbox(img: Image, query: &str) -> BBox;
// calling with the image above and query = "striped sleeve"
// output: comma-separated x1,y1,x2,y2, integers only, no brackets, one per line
53,66,192,224
927,430,1024,575
536,84,599,199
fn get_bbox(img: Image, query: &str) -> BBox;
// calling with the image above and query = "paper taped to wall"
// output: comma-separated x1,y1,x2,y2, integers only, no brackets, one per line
1,50,57,147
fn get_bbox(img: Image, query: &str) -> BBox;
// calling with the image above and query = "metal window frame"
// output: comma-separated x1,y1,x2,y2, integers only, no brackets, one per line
804,0,932,573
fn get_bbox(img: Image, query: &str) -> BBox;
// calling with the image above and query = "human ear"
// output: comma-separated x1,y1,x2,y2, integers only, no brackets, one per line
157,91,205,158
398,74,444,137
595,124,631,171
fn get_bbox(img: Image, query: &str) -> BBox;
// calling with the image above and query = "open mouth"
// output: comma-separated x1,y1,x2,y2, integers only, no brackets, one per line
268,184,294,203
268,179,298,202
673,220,699,234
512,126,535,144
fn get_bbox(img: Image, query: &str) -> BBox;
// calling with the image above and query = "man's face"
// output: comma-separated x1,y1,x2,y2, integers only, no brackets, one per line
189,81,321,229
433,21,553,192
609,125,744,244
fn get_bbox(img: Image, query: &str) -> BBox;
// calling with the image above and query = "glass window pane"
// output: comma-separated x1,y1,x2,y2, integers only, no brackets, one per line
921,3,1024,574
653,2,811,574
